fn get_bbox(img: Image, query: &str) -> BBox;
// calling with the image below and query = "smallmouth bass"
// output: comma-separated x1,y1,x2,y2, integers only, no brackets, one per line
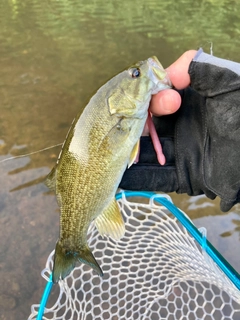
46,56,171,283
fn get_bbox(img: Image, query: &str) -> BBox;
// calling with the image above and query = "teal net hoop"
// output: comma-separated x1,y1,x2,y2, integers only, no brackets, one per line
29,191,240,320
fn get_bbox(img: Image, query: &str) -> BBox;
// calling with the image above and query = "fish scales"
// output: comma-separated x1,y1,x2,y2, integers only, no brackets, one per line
46,56,172,282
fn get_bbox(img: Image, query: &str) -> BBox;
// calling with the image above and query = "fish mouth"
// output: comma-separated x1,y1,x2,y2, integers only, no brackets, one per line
148,55,162,68
147,56,172,93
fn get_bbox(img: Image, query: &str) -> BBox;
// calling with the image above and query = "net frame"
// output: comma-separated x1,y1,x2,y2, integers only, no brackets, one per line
29,191,240,320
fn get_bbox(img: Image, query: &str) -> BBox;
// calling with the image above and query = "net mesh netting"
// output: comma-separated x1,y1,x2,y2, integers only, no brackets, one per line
29,192,240,320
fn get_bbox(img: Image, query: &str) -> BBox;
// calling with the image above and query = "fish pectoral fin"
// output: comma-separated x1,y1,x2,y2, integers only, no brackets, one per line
128,139,140,168
45,164,57,191
108,89,136,116
95,199,125,240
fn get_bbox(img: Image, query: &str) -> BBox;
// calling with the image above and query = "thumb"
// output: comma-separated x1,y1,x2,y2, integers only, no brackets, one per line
150,89,181,116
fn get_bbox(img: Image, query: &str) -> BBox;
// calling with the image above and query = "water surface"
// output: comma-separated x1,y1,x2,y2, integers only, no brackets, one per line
0,0,240,319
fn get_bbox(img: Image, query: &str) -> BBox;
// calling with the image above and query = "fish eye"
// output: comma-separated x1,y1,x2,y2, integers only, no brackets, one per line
131,68,141,78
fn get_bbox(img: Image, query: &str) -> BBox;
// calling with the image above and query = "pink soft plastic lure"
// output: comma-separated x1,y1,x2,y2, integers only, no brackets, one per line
134,111,166,166
147,110,166,165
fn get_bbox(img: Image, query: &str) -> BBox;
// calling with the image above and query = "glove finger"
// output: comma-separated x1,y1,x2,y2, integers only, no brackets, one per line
119,136,177,192
119,164,178,192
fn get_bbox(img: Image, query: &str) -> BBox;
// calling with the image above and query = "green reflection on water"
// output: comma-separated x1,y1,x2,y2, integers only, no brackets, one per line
0,0,240,319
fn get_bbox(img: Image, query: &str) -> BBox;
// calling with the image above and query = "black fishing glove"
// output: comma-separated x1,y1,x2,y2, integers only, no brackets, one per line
119,50,240,212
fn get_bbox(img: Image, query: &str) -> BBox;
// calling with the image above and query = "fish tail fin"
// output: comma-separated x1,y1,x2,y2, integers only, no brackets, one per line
78,246,104,277
52,241,76,283
52,240,103,283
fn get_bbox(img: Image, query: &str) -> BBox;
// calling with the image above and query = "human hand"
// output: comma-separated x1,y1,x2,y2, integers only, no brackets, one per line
150,50,197,116
120,49,240,211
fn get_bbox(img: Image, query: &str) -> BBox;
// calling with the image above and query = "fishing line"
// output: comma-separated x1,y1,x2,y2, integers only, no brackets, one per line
198,41,214,55
0,143,63,164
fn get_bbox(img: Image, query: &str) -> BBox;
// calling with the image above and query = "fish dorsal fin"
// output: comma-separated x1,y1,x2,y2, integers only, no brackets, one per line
45,164,57,191
95,199,125,240
128,139,140,168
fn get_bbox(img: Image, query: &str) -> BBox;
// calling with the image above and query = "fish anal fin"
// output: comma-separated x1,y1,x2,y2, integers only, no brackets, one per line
128,139,140,168
95,199,125,240
45,165,57,191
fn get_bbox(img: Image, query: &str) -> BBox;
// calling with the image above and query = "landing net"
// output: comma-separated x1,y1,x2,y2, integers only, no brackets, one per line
29,191,240,320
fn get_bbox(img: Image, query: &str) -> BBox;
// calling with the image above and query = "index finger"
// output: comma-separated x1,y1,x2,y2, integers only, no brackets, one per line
166,49,197,89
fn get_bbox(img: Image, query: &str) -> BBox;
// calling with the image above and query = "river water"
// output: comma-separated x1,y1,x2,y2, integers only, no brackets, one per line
0,0,240,319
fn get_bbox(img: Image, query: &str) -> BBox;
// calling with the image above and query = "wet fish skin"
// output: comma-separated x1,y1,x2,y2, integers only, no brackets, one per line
46,56,171,283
